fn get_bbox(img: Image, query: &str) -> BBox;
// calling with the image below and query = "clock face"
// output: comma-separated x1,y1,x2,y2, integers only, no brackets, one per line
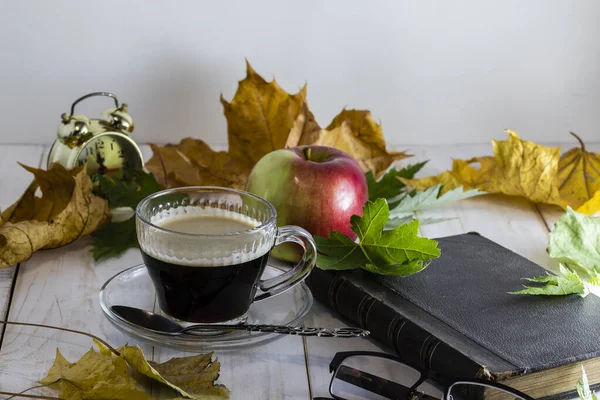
75,133,143,176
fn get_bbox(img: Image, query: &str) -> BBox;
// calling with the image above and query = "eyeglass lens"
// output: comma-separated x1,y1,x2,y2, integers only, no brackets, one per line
330,355,443,400
448,383,527,400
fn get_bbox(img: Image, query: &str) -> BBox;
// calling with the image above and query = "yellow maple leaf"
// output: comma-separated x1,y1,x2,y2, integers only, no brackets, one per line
407,130,564,206
577,191,600,215
147,140,250,189
405,157,496,194
40,348,151,400
284,103,321,147
490,130,562,205
313,109,410,178
146,62,409,189
119,344,230,400
0,163,110,268
222,61,308,166
558,132,600,214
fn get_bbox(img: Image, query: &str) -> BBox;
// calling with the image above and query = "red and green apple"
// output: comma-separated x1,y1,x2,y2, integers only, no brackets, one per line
246,145,368,261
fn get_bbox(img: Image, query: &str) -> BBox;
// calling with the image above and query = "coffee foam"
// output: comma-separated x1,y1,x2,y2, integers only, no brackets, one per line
140,206,273,267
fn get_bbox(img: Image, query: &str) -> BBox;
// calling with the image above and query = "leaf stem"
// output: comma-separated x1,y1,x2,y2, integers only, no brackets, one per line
0,320,120,356
4,384,52,400
0,392,59,399
570,131,586,151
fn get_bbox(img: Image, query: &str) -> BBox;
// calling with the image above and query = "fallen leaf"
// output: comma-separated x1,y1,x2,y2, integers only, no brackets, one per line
366,161,427,206
509,264,596,297
147,61,410,189
407,130,564,207
284,103,321,147
91,171,162,261
385,185,485,229
512,207,600,297
120,344,230,400
492,130,562,204
315,198,440,276
547,207,600,279
577,365,599,400
558,132,600,214
222,61,308,166
315,110,410,177
0,163,110,268
40,347,151,400
146,139,250,189
578,191,600,216
403,157,496,194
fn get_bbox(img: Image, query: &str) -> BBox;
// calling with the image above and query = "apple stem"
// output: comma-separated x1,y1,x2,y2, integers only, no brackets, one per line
303,147,312,161
569,131,586,151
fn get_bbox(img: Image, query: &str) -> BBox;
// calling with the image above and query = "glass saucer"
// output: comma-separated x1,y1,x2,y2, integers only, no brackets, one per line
99,263,313,351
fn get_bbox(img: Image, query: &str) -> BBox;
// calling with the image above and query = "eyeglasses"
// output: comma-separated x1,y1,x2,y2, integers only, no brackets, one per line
314,351,535,400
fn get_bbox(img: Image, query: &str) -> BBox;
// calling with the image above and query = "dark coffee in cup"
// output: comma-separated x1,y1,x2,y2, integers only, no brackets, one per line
141,211,270,323
136,187,317,325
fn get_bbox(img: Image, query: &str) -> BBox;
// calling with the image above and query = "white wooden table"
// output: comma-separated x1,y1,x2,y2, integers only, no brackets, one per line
0,142,597,399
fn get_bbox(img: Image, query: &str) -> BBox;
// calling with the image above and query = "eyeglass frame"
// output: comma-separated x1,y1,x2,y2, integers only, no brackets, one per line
318,351,536,400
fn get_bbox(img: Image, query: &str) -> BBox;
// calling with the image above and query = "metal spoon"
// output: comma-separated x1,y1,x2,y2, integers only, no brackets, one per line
111,305,369,338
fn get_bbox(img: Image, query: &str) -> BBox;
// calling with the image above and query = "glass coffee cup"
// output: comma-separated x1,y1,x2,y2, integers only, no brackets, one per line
135,187,317,325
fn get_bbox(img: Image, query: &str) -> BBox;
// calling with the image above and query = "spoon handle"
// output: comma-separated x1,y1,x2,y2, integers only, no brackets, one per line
183,324,369,338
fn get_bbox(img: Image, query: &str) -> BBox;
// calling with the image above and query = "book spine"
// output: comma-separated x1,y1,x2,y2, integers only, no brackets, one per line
306,268,485,383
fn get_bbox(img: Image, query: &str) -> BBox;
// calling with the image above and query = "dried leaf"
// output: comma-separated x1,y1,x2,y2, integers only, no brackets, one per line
120,344,230,400
407,130,564,207
146,140,250,189
147,62,410,189
284,103,321,147
492,130,562,204
222,61,308,166
40,347,151,400
0,163,110,267
578,191,600,216
315,110,410,177
559,132,600,214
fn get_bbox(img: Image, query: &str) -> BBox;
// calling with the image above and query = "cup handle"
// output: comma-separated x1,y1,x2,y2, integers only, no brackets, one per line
254,225,317,302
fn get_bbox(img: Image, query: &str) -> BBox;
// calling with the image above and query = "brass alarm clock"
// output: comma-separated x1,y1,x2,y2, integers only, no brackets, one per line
47,92,144,176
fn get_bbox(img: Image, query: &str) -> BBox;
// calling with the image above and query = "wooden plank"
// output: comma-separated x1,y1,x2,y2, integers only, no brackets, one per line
0,145,46,337
304,143,556,398
152,339,311,399
303,303,395,398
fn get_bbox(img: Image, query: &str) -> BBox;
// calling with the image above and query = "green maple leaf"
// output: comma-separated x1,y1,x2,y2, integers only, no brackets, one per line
509,265,597,296
386,185,485,229
91,171,162,261
513,207,600,297
577,365,599,400
315,198,441,276
365,162,427,207
91,218,137,261
548,207,600,280
95,170,162,209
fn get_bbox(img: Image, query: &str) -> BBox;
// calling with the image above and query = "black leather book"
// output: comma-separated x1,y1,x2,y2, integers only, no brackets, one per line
306,232,600,399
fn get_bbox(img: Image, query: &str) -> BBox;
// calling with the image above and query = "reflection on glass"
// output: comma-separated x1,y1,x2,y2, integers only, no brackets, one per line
330,355,444,400
448,383,527,400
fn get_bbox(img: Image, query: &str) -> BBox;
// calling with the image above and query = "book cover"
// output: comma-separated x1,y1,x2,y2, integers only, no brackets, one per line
306,232,600,399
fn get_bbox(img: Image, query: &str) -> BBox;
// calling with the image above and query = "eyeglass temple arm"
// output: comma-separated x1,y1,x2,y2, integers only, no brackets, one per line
334,365,437,400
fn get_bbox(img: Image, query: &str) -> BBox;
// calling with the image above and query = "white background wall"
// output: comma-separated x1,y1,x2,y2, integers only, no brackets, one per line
1,0,599,148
